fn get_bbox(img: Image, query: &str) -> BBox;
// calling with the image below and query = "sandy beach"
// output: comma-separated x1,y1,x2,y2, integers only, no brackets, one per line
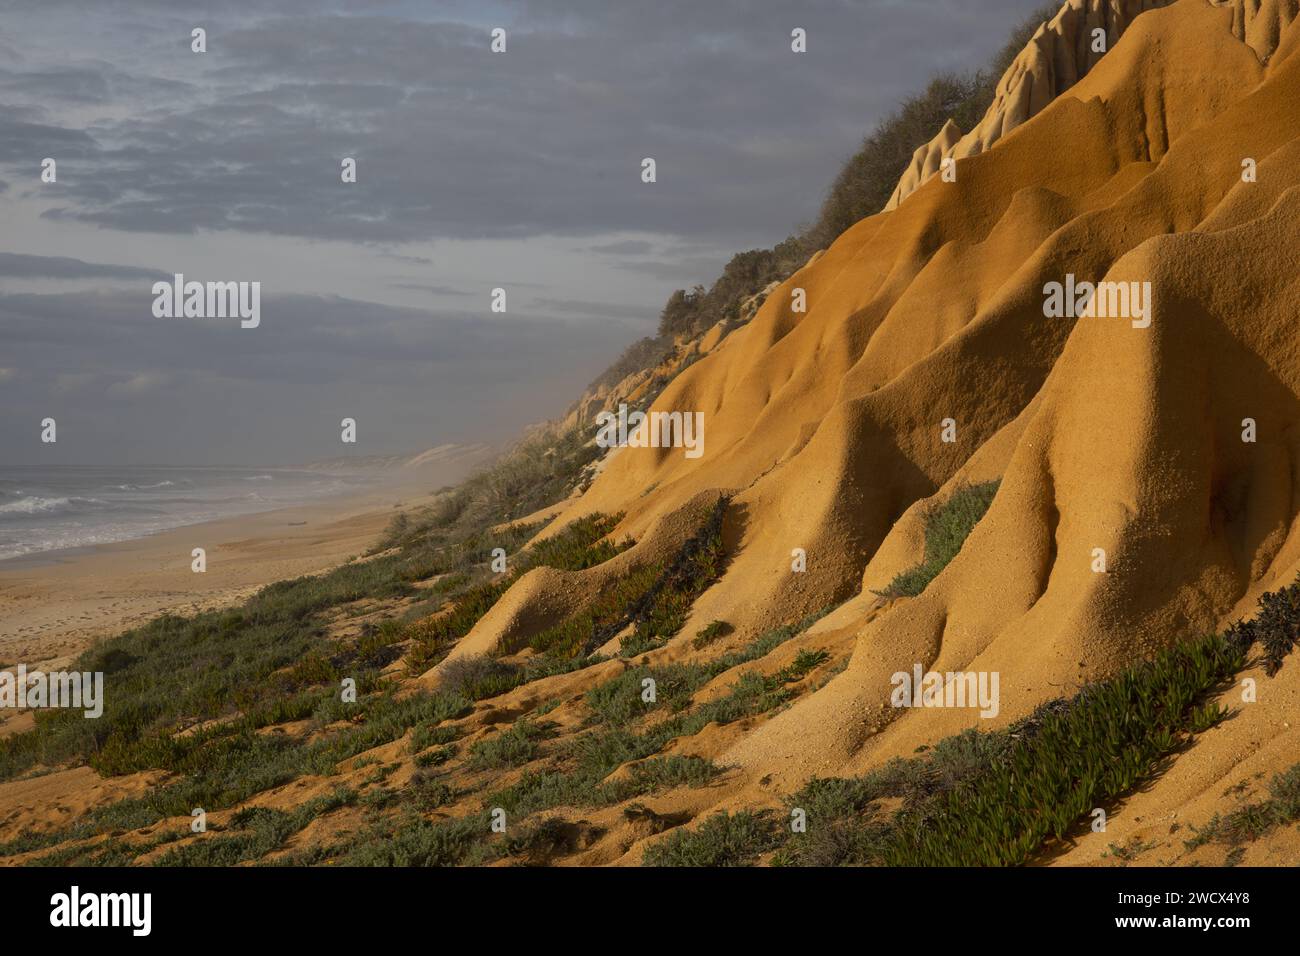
0,452,490,674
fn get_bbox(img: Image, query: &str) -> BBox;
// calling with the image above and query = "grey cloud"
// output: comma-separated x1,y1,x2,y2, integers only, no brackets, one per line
589,239,653,255
0,252,167,280
0,118,95,164
0,0,1057,465
612,255,728,284
1,1,1053,245
388,283,471,296
0,66,111,105
0,288,634,464
531,297,656,323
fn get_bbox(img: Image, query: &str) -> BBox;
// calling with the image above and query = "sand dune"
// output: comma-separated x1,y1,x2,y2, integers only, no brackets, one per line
451,0,1300,830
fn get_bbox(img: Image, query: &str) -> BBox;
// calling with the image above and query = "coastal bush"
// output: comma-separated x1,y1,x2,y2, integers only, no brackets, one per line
526,564,663,657
642,811,780,867
380,426,603,551
333,810,494,867
803,0,1064,249
404,512,629,671
1223,574,1300,675
691,620,731,650
528,499,729,659
617,496,730,656
587,607,834,732
153,787,357,867
467,719,557,771
879,480,1000,598
407,769,456,811
485,610,834,823
1187,763,1300,849
609,756,721,800
435,654,521,701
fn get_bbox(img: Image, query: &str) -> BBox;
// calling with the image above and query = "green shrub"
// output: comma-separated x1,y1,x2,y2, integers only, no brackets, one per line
413,745,457,769
692,620,731,650
585,662,712,725
334,811,493,867
408,769,456,811
1268,763,1300,821
610,756,721,800
1224,574,1300,675
879,481,1000,597
408,722,460,756
497,816,585,865
467,719,556,771
643,811,780,867
618,497,730,656
404,512,629,671
437,655,523,701
1190,763,1300,848
527,496,729,660
152,787,356,867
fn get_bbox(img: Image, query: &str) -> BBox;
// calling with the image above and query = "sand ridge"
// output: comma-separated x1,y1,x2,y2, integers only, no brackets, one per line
463,0,1300,815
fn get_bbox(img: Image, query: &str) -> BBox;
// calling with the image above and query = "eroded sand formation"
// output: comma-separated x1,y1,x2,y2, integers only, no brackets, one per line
886,0,1300,210
426,0,1300,857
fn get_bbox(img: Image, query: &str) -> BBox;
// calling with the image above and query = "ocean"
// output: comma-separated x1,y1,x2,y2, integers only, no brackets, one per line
0,465,374,563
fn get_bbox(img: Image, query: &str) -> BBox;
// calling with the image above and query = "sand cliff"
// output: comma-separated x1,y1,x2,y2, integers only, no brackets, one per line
433,0,1300,857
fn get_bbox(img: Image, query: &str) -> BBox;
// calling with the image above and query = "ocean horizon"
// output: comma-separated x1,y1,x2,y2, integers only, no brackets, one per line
0,464,374,563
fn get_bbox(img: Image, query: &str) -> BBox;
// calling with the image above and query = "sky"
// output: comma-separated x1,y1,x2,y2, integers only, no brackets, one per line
0,0,1051,466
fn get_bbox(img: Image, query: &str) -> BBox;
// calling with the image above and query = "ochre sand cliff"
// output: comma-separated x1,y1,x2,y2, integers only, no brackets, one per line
419,0,1300,862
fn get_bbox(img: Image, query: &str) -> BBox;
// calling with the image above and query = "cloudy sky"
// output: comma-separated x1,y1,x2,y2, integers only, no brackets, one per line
0,0,1049,466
